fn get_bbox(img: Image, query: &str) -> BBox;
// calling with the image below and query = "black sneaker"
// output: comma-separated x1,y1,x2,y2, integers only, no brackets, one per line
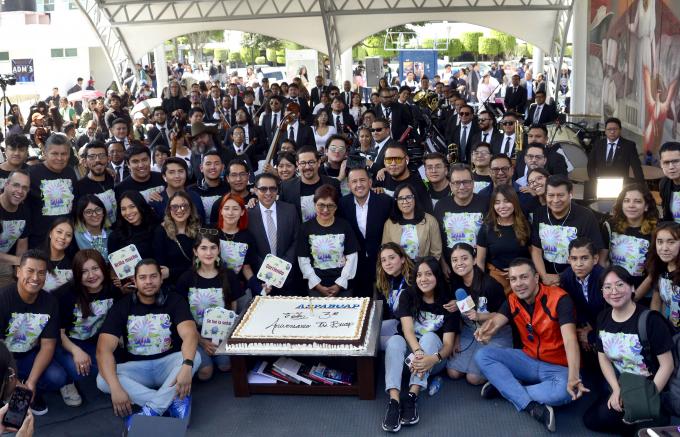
381,399,401,433
527,401,555,432
400,392,419,426
30,393,48,416
480,382,500,399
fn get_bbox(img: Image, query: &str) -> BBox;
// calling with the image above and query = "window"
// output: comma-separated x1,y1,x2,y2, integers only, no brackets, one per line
51,48,63,58
64,48,77,57
51,48,77,58
0,52,8,62
37,0,55,12
69,0,79,9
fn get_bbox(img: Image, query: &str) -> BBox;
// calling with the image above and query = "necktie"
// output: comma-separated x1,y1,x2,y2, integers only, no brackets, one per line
272,113,278,130
504,137,512,156
247,106,252,117
460,125,468,147
534,106,542,124
336,115,342,131
346,93,350,105
483,133,488,143
160,127,167,143
265,209,277,256
114,165,123,184
289,125,295,141
606,143,615,165
385,107,391,118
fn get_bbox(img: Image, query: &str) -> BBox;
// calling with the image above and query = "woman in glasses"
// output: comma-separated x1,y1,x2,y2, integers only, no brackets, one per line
649,222,680,330
601,183,658,303
297,184,359,297
475,185,532,294
153,191,201,285
381,257,458,432
42,218,75,292
175,232,242,381
381,183,441,261
73,195,110,260
583,265,674,435
216,194,259,295
376,242,414,350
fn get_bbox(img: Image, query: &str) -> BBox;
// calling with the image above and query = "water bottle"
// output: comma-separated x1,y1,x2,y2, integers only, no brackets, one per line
428,376,443,396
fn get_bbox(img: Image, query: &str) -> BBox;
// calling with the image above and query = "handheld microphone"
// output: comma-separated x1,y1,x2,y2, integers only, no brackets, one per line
455,288,475,313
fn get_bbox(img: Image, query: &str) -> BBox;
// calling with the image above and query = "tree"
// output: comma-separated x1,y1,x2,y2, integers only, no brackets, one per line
213,49,229,62
178,30,223,63
447,38,464,60
461,32,484,56
478,37,501,60
490,30,517,58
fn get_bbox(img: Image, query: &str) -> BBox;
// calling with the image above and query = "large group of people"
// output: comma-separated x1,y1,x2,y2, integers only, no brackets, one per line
0,56,678,436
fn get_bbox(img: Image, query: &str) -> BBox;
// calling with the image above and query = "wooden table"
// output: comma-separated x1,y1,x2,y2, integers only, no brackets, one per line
219,301,382,400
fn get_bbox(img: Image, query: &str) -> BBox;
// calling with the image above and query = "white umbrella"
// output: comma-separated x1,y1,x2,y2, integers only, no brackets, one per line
131,97,163,115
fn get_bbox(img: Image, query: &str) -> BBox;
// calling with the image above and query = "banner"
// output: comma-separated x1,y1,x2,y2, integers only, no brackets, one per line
11,59,34,83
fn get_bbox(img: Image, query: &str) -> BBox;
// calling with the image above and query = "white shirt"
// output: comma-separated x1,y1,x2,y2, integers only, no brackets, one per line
259,202,278,250
287,121,299,140
533,104,544,123
459,122,472,144
480,128,494,143
375,137,391,159
607,138,620,159
501,134,516,155
354,192,370,238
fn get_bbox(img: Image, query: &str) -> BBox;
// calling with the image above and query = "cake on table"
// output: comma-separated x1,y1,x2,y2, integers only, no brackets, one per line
227,296,374,351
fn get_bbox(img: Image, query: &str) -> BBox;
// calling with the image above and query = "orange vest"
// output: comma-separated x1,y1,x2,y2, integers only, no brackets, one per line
508,284,569,367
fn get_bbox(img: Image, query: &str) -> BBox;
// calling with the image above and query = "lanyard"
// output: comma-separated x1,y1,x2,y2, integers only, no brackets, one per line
388,277,406,312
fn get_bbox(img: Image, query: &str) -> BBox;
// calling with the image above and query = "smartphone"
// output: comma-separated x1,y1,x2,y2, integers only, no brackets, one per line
404,353,415,368
1,386,33,430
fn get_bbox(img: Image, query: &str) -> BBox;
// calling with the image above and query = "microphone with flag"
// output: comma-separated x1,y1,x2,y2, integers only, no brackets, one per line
455,288,475,313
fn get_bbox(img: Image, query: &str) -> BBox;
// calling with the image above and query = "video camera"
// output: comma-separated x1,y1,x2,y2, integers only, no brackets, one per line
0,74,16,89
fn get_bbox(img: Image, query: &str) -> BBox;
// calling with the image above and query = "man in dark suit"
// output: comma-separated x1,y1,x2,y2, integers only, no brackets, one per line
310,75,327,107
248,173,300,295
285,83,311,123
374,87,412,141
524,91,558,126
145,107,171,149
106,140,129,185
261,96,284,145
513,124,568,182
202,84,223,123
279,146,341,222
279,110,314,148
446,104,479,163
225,83,244,125
339,167,392,297
340,81,353,108
327,96,357,134
368,117,394,176
587,117,643,187
470,110,503,152
469,63,481,102
504,74,527,114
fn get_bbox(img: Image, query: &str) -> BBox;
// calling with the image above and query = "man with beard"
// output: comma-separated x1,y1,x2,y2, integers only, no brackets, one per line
187,151,229,226
75,141,117,225
0,170,30,286
375,143,432,213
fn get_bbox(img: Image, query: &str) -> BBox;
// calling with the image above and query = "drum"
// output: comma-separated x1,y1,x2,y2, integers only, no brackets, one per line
546,122,581,145
556,141,588,171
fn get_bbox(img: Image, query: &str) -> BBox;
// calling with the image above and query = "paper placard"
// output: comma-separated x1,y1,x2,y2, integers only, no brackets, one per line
201,307,237,345
256,254,292,289
108,244,142,279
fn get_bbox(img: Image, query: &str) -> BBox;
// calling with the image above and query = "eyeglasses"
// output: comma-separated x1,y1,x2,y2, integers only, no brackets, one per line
86,153,107,160
477,118,492,123
316,202,337,211
384,156,405,165
328,145,346,153
396,194,415,202
661,159,680,168
602,281,628,294
490,166,511,173
501,121,515,126
472,151,490,157
370,127,386,133
459,112,472,116
83,207,104,217
229,172,249,179
525,154,545,161
526,323,534,342
198,228,218,235
256,186,278,193
298,160,317,167
451,180,473,187
527,178,545,186
170,203,190,212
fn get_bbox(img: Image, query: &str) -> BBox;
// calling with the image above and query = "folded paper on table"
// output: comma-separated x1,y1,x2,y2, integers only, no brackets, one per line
108,244,142,280
256,254,292,289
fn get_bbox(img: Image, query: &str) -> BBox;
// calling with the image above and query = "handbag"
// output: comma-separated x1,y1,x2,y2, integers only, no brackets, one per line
618,372,661,424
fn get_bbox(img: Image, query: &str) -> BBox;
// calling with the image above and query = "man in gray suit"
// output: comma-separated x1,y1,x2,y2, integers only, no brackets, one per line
248,173,301,295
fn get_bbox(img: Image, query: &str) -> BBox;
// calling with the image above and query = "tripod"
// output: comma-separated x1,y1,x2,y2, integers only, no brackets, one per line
0,86,10,141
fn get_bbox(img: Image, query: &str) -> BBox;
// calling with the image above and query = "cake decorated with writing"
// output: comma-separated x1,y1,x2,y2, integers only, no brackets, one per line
229,296,373,350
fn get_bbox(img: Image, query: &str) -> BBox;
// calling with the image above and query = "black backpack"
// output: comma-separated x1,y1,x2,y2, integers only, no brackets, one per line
638,309,680,415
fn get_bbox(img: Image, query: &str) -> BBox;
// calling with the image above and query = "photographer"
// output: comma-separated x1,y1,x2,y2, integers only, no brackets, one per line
0,341,34,437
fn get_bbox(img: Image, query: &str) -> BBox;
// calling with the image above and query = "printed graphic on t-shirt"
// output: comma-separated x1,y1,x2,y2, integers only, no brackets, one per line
139,186,164,203
599,331,651,377
659,277,680,328
414,311,444,337
69,298,114,340
538,223,578,265
40,179,74,216
443,212,483,248
473,181,490,194
126,313,172,356
672,191,680,224
309,233,345,270
300,195,316,222
201,195,221,224
188,287,225,326
219,240,248,274
5,312,50,353
0,219,26,253
400,224,420,259
43,269,73,293
95,189,117,225
610,233,649,277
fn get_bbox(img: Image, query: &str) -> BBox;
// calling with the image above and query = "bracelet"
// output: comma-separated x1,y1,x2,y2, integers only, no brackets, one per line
414,348,423,353
436,352,443,363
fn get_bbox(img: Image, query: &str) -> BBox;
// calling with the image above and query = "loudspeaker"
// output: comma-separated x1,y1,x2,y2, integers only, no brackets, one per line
365,57,383,87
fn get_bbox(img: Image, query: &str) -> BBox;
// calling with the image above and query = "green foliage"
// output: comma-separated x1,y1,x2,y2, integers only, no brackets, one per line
276,56,285,65
421,38,435,49
478,37,501,58
240,47,254,64
283,41,304,50
461,32,483,53
520,43,534,57
490,30,516,57
361,34,391,58
265,48,277,62
447,38,464,60
213,49,229,62
564,45,573,57
228,52,242,63
255,56,267,65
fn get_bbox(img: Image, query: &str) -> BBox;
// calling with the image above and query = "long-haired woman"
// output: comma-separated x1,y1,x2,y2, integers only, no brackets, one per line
42,218,75,292
649,222,680,329
376,242,414,350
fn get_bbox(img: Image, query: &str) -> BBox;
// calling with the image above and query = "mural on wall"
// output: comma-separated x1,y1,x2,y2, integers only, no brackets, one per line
588,0,680,154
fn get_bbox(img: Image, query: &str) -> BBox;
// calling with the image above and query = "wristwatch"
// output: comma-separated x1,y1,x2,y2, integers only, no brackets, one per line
182,359,194,367
435,352,443,363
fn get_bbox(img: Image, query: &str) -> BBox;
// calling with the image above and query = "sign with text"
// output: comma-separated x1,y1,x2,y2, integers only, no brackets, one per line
256,254,292,289
11,59,34,83
108,244,142,280
201,307,236,345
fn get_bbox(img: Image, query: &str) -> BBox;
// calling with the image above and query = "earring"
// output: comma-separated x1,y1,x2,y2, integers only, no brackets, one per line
195,258,201,269
215,256,221,264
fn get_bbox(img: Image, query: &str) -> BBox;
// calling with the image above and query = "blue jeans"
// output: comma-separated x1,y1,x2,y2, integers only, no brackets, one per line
53,340,98,382
384,332,446,392
475,346,573,411
197,344,230,370
96,351,201,415
15,348,70,392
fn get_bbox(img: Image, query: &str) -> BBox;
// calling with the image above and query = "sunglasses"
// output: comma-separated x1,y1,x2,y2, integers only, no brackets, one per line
501,121,515,126
198,228,218,236
370,127,386,133
256,186,278,193
384,156,405,164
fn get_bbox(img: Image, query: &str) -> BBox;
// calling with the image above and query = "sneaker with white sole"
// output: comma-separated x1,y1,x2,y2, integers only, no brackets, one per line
30,393,48,416
60,383,82,407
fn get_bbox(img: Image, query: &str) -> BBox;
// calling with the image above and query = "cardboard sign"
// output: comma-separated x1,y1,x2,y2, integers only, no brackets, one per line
256,254,292,289
108,244,142,279
201,307,237,345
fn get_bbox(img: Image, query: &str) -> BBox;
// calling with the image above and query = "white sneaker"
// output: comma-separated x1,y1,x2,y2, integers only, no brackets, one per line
60,383,82,407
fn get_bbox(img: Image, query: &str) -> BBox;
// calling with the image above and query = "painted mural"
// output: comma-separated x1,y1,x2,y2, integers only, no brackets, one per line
588,0,680,153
